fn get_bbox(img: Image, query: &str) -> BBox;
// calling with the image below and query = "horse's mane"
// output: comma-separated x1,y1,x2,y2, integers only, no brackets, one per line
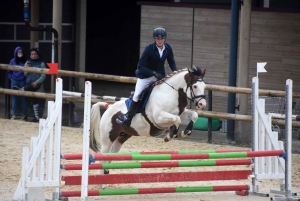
163,65,202,81
165,68,188,79
152,68,188,87
152,65,203,87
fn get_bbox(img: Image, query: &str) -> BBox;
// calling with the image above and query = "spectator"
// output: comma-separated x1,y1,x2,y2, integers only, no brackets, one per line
8,46,27,120
15,48,47,122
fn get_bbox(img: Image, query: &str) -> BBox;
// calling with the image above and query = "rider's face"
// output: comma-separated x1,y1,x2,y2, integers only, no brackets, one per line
154,38,166,48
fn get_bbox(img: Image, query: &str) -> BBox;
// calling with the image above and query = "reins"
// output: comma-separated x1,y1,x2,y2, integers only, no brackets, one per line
155,73,206,105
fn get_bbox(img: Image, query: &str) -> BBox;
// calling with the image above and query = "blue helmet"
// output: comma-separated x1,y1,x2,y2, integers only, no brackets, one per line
153,27,167,39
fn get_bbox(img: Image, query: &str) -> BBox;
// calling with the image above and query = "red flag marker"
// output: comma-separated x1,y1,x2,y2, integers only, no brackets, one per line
47,63,58,79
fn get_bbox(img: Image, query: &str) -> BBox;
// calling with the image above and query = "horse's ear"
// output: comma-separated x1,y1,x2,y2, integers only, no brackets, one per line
201,69,206,79
188,65,196,76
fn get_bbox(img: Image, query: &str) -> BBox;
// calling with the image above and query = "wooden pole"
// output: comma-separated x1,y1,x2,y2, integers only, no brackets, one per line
197,110,300,128
1,87,299,127
0,88,114,104
1,64,299,98
0,64,137,84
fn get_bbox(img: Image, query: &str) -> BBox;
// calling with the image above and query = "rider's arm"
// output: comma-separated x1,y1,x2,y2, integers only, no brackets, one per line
137,46,155,77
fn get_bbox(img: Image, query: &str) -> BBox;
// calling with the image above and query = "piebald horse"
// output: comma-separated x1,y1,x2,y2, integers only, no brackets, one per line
89,66,206,175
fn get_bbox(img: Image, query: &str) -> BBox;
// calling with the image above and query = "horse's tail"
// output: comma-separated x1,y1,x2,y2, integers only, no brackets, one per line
90,102,110,152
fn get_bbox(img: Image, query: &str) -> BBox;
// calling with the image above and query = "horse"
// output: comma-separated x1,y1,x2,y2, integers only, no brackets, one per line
89,66,207,177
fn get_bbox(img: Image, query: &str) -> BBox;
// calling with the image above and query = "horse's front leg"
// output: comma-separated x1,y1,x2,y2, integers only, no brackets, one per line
157,111,181,128
164,124,179,142
177,109,198,140
155,111,181,142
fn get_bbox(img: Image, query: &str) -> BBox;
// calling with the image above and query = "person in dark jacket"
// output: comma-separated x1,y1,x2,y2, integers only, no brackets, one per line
8,46,27,120
15,48,47,122
116,27,177,130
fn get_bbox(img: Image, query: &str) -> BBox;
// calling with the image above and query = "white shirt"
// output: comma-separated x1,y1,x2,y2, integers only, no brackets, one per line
156,44,165,58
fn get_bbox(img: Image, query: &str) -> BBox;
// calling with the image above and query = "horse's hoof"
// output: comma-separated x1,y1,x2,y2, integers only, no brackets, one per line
184,130,192,135
164,134,172,142
101,184,108,189
178,131,187,140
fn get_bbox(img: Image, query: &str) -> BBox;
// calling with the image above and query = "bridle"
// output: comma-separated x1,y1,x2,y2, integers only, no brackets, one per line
157,73,206,106
186,77,206,106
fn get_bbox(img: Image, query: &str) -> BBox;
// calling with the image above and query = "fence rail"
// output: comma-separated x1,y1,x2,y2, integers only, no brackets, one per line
1,64,300,128
1,64,300,98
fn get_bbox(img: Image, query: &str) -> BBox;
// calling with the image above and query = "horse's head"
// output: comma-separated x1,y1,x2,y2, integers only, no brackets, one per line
185,65,207,110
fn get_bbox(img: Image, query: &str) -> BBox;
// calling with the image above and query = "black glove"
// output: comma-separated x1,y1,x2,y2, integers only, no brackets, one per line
153,71,164,80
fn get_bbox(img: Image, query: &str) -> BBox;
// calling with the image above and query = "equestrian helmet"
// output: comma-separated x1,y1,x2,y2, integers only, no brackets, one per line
153,27,167,39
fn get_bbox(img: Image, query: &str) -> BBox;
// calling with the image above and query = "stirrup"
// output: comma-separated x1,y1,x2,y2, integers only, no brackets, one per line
116,114,127,124
116,114,131,130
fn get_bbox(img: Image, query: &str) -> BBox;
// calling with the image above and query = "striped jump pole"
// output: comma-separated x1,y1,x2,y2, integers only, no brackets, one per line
61,150,284,161
61,149,251,160
61,170,252,185
104,149,252,155
61,159,252,170
60,184,250,197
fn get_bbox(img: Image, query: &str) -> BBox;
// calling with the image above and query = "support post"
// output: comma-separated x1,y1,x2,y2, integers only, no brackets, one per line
236,0,252,143
81,81,92,201
23,0,59,94
226,0,240,142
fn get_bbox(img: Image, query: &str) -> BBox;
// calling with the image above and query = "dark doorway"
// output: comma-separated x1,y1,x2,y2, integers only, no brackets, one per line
86,1,141,77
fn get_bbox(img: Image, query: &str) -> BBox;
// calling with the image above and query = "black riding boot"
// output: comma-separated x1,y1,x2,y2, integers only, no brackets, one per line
116,101,139,130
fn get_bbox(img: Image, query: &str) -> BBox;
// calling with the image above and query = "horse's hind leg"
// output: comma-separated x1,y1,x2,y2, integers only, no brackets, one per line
97,141,112,189
100,140,112,169
110,134,132,153
102,134,132,175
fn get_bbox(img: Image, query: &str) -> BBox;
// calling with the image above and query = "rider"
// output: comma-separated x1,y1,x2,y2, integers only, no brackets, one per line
116,27,178,130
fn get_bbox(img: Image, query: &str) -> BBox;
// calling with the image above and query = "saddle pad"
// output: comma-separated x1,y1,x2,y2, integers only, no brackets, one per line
125,87,152,113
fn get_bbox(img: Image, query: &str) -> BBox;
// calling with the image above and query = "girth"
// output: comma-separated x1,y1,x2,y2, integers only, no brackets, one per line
141,108,158,129
141,108,165,135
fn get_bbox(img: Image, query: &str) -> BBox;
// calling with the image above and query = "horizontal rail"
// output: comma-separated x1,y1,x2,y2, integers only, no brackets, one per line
61,149,251,159
62,150,284,161
61,170,252,185
61,159,252,170
60,185,250,196
92,150,284,161
1,64,300,98
1,87,299,127
197,110,300,128
0,88,112,104
0,64,137,84
104,149,252,154
62,91,127,101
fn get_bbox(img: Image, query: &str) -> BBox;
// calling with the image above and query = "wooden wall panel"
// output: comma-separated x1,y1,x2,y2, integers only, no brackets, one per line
193,8,231,113
140,5,300,114
249,11,300,115
140,5,193,73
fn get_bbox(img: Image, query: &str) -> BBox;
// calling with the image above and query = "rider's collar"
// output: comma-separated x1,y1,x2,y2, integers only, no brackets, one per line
156,44,165,51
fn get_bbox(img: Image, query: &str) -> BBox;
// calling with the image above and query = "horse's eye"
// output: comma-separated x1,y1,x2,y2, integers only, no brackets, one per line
193,85,197,89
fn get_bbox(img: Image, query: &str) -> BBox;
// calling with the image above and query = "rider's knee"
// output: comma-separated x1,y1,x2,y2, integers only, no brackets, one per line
132,94,140,102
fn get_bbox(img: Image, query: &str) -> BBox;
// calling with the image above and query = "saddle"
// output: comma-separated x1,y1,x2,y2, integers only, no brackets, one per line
125,83,154,114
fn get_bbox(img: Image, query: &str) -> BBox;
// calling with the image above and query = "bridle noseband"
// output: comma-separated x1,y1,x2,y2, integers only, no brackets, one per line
186,77,206,106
